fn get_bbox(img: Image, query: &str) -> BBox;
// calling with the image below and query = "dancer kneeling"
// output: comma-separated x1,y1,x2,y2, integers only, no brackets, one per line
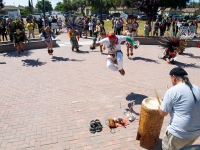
39,26,56,55
13,29,25,54
92,31,139,76
68,27,79,51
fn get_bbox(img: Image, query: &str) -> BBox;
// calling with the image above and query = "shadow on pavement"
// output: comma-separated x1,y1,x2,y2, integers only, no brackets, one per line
51,56,85,62
22,59,46,67
181,53,200,60
126,92,148,105
181,52,194,57
76,50,89,54
3,51,33,57
70,59,86,62
52,56,69,62
131,57,159,64
174,62,200,69
0,62,6,64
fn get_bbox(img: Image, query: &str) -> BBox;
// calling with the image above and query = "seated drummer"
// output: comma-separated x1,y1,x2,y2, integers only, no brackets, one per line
158,67,200,150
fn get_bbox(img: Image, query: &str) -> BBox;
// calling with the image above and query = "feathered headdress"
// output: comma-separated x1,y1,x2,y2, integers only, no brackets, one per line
65,15,82,31
158,32,188,57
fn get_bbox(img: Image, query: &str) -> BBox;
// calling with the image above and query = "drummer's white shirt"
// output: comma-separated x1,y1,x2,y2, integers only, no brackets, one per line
161,83,200,139
97,36,127,54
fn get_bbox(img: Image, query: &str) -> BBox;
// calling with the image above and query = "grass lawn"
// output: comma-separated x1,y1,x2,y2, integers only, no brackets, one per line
104,20,200,36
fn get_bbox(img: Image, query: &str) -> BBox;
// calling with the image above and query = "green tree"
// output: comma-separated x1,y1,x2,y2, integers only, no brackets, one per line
55,2,65,11
35,0,53,13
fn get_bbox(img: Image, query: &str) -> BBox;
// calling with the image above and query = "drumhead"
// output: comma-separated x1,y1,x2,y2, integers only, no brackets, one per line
142,97,160,110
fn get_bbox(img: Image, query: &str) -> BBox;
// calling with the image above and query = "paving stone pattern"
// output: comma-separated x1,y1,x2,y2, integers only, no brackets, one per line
0,32,200,150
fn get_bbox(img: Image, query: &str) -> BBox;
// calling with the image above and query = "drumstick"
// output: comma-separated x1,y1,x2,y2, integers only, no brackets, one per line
166,85,169,89
154,89,161,105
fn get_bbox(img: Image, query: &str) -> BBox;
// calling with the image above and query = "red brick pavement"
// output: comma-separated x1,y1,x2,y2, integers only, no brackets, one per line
0,32,200,150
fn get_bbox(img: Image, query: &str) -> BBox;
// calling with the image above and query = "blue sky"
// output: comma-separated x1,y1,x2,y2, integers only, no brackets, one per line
4,0,200,9
4,0,61,8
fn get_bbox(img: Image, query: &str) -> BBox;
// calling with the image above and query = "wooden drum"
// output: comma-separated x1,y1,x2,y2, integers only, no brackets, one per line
136,97,164,149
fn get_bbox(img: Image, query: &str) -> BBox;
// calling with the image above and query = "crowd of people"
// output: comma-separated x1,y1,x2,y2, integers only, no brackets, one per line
0,14,200,150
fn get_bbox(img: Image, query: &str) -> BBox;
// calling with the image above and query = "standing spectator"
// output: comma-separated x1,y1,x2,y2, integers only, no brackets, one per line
83,18,89,38
133,19,139,36
144,20,150,36
193,20,198,34
51,16,57,33
49,16,52,29
7,20,15,42
57,17,62,31
36,18,43,33
115,18,122,35
26,19,35,39
153,19,160,36
88,19,93,37
166,18,171,31
119,18,124,33
1,21,7,41
77,18,83,38
172,19,178,37
160,20,166,36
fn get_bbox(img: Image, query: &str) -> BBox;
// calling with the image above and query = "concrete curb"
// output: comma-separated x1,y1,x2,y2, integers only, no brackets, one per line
134,36,200,47
0,39,57,53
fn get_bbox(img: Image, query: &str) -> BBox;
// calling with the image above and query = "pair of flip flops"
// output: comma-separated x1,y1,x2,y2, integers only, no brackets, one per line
89,119,103,134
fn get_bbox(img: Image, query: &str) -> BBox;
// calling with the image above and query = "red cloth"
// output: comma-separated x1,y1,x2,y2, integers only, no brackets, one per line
115,118,129,127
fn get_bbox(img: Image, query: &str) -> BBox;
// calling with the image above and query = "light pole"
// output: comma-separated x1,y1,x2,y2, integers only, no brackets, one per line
42,0,46,27
100,0,102,21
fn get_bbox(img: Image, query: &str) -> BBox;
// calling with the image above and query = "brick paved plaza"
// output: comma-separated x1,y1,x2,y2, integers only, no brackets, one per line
0,32,200,150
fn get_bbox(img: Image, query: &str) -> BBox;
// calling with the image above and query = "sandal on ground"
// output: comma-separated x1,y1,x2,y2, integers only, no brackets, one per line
48,50,51,54
89,120,96,134
122,107,136,122
127,113,136,122
94,119,103,132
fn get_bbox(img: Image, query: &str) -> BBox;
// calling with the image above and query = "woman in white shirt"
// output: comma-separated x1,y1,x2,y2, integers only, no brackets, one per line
88,20,93,37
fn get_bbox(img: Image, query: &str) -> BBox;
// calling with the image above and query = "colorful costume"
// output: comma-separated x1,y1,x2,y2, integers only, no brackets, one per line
13,29,25,54
159,33,187,64
95,35,139,75
13,31,25,44
124,29,136,58
39,30,56,55
68,30,79,51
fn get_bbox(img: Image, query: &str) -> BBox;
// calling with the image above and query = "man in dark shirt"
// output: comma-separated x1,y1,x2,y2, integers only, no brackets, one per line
153,19,160,36
36,18,43,33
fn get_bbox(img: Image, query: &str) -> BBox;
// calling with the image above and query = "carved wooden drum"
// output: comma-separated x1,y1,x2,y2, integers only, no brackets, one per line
136,97,164,149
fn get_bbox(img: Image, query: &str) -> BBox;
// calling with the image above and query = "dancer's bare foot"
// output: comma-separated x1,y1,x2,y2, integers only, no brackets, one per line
127,53,129,58
119,69,125,76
